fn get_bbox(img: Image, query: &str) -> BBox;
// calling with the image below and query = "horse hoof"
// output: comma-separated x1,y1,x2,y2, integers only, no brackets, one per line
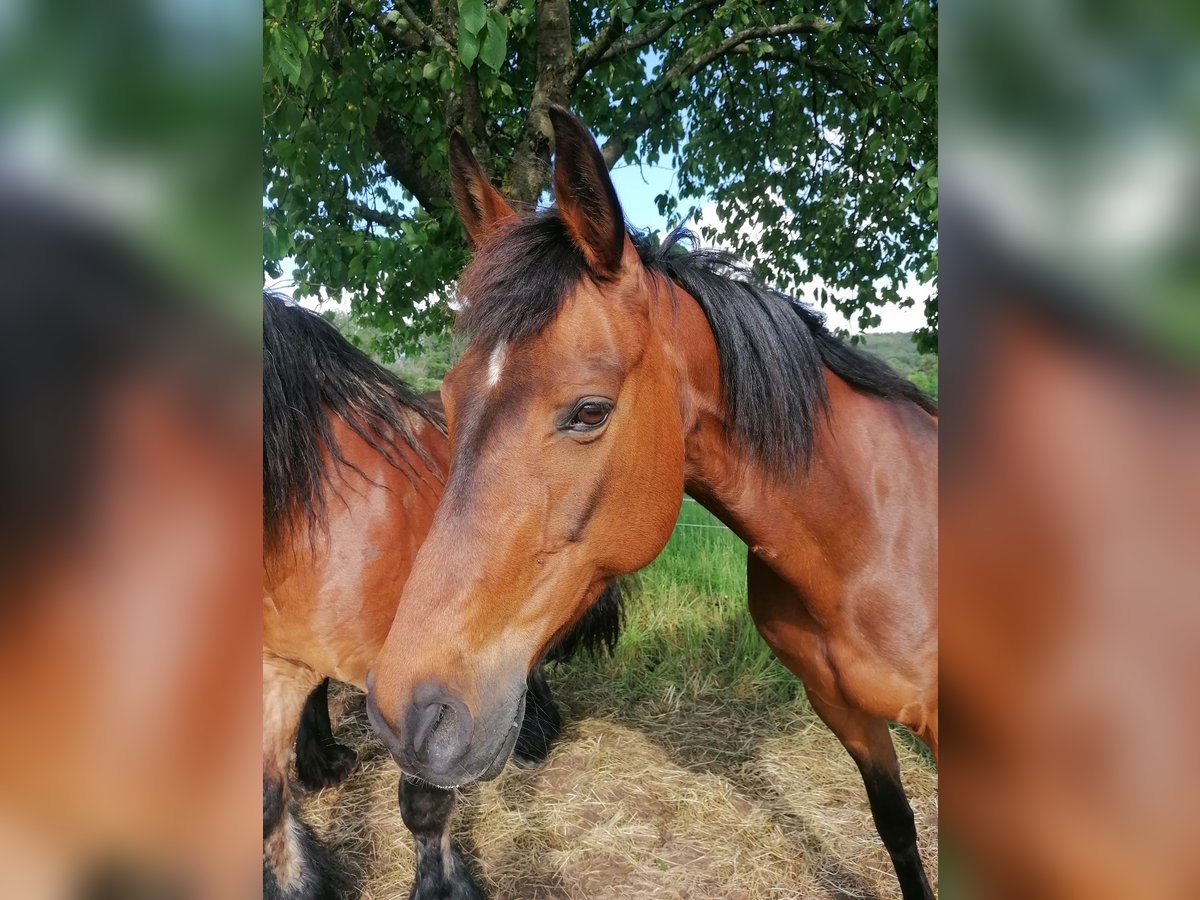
409,875,487,900
409,839,486,900
295,741,359,792
264,816,343,900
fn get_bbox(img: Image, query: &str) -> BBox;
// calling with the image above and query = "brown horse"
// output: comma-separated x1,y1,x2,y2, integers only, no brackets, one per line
941,214,1200,897
366,109,938,899
262,292,621,899
0,193,261,898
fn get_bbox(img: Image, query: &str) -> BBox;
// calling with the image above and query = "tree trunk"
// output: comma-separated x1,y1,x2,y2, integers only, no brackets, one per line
508,0,574,206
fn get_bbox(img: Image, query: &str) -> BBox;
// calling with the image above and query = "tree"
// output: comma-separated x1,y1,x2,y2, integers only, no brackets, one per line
264,0,937,356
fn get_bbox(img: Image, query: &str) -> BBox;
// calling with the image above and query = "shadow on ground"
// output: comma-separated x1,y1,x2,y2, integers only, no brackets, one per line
300,616,938,900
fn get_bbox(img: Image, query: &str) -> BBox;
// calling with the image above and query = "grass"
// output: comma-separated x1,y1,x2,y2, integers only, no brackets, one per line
570,499,799,710
302,501,938,899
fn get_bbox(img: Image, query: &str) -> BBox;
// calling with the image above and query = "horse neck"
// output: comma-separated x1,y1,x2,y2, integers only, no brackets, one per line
664,286,917,594
284,412,447,567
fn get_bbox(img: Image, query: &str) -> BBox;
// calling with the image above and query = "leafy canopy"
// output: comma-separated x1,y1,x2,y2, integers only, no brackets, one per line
264,0,937,356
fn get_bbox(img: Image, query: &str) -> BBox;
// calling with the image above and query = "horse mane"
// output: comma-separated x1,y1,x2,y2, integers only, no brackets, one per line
263,291,445,555
456,215,937,472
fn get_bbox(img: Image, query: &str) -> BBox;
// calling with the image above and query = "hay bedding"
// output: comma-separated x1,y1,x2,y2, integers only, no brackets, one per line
300,682,937,900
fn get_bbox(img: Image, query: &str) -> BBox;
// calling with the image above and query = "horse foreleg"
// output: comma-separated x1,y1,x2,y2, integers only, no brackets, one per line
746,553,933,899
263,656,340,900
805,687,934,900
294,678,359,792
398,776,485,900
512,663,562,769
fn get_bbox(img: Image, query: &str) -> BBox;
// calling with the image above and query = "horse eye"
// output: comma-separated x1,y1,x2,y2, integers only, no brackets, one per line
569,401,611,431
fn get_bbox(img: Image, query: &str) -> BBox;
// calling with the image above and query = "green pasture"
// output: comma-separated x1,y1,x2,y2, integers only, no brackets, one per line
561,499,800,710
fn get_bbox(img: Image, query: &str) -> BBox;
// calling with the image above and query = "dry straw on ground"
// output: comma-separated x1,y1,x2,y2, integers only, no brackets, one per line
301,677,937,900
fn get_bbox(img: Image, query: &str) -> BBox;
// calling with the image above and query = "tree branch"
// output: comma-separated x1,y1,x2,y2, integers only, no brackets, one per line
430,0,451,45
678,18,847,74
458,67,489,149
341,0,423,51
589,0,723,70
369,9,422,50
448,2,487,154
373,116,449,212
508,0,575,204
730,43,871,105
392,0,454,53
329,3,447,213
346,200,408,230
573,6,625,79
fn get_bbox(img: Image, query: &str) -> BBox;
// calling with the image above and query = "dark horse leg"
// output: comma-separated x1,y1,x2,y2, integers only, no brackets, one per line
264,657,342,900
264,776,341,900
294,678,359,792
398,665,566,899
393,666,559,898
805,688,933,900
399,776,485,900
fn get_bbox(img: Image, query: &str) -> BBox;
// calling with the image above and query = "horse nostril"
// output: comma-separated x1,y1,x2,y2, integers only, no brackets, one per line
407,693,473,772
411,701,451,756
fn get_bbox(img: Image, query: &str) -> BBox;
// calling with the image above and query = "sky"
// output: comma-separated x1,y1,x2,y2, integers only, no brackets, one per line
269,152,930,335
607,157,930,334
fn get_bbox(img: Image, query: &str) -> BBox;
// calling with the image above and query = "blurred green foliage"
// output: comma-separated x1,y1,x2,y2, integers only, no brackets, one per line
2,0,259,321
942,0,1200,361
321,308,458,393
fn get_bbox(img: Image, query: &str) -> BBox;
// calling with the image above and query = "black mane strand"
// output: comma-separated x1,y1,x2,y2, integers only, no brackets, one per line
643,229,938,468
263,291,444,554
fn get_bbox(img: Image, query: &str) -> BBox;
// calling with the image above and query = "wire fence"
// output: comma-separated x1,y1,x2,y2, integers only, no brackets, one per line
674,496,733,531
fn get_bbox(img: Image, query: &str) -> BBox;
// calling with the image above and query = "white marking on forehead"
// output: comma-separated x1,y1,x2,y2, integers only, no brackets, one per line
487,342,507,388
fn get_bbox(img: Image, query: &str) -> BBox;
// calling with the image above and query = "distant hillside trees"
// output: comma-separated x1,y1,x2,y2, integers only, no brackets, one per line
323,308,936,400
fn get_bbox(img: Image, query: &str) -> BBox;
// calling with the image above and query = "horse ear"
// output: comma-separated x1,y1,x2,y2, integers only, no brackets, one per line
548,106,626,276
449,131,516,246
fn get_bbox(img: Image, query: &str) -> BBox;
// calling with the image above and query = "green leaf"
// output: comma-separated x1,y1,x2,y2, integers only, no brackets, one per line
269,26,302,84
271,138,294,165
283,24,308,59
479,17,507,72
263,222,279,262
458,26,480,67
459,0,486,36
